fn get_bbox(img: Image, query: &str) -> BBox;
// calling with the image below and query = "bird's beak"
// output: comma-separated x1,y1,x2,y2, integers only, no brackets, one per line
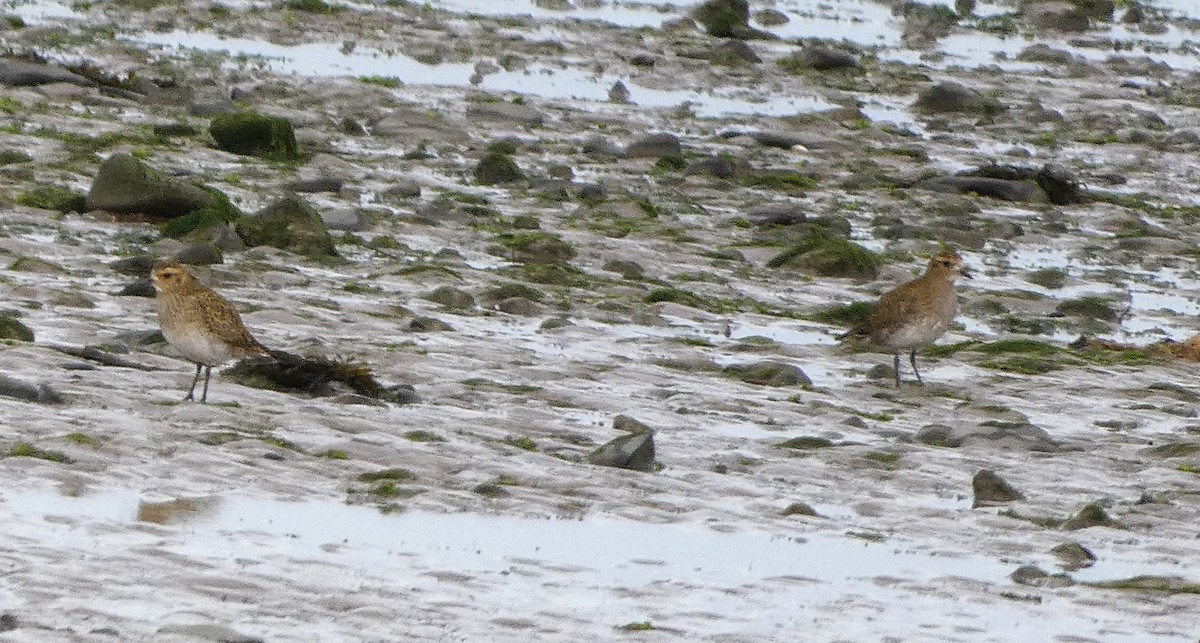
961,267,974,279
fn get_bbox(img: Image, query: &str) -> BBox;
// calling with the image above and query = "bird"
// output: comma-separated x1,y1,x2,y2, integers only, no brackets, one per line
839,249,971,387
150,261,270,403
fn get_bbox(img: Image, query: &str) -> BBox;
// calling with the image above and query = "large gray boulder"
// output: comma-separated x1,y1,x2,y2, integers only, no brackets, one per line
86,153,214,220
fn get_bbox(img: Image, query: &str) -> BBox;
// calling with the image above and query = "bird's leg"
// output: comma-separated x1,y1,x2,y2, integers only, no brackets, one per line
893,352,902,388
185,363,202,401
200,365,212,404
910,350,924,386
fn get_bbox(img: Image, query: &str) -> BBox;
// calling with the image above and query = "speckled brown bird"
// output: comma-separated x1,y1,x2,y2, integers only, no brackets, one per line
151,261,270,403
841,249,970,387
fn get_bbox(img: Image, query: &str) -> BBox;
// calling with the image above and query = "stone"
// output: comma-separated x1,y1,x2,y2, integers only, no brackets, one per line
588,431,655,472
209,111,300,161
914,176,1045,202
582,136,622,158
109,255,154,277
794,46,860,70
0,314,34,341
1010,564,1075,588
1062,502,1120,530
173,243,223,266
709,39,761,65
495,297,542,316
916,422,1058,451
624,133,682,159
320,207,371,231
722,361,811,387
382,179,422,199
0,59,94,87
118,278,156,298
971,470,1025,507
0,374,62,403
604,259,644,279
236,194,337,257
693,0,750,37
1050,542,1097,570
746,203,807,226
422,286,475,310
474,153,525,185
86,153,214,220
407,316,453,332
686,155,736,178
913,81,1005,115
613,415,653,434
466,101,545,126
1024,1,1090,32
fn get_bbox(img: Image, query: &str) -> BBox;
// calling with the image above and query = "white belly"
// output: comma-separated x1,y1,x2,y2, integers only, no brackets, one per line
162,326,241,366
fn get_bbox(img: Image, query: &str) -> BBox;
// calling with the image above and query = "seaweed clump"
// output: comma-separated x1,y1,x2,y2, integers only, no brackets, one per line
224,350,417,404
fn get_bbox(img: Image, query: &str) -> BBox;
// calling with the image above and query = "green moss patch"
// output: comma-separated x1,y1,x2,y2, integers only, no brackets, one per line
767,232,880,279
358,468,417,482
777,436,834,449
209,111,300,161
8,442,73,464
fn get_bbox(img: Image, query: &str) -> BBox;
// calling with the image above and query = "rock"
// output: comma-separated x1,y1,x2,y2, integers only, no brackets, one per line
588,431,655,472
686,155,736,178
613,415,653,434
604,259,644,279
466,101,545,126
971,470,1024,507
693,0,749,37
0,374,62,403
86,153,214,220
958,163,1085,204
1017,44,1077,64
749,131,810,149
320,207,371,231
781,502,819,517
381,179,421,199
582,135,622,158
236,194,337,257
494,296,542,316
607,81,631,103
766,233,880,279
1070,0,1114,20
755,9,789,26
915,422,1058,451
109,255,154,277
624,133,681,159
184,222,245,252
913,176,1045,202
189,95,237,117
1050,542,1097,570
1024,1,1090,32
422,286,475,310
474,152,525,185
118,278,156,298
0,314,34,341
407,316,453,332
746,203,806,226
1011,564,1075,588
286,177,343,193
209,111,300,161
9,256,66,274
722,361,811,386
913,81,1005,115
794,46,860,70
709,39,761,65
173,243,223,266
156,623,263,643
1063,502,1120,530
0,58,94,87
575,182,607,201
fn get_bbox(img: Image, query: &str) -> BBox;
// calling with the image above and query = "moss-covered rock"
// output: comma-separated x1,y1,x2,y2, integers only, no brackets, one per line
724,361,811,387
474,152,525,185
422,286,475,310
209,110,300,161
0,313,34,341
86,153,214,220
235,194,337,257
693,0,749,37
767,231,880,279
497,231,576,265
971,469,1025,507
161,187,243,239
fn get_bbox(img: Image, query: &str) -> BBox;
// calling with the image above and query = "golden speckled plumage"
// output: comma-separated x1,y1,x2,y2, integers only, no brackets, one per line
843,250,969,387
151,261,269,402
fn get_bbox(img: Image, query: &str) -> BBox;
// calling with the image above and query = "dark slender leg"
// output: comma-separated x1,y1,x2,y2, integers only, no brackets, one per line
200,366,212,404
910,350,924,386
185,363,202,401
893,352,902,388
